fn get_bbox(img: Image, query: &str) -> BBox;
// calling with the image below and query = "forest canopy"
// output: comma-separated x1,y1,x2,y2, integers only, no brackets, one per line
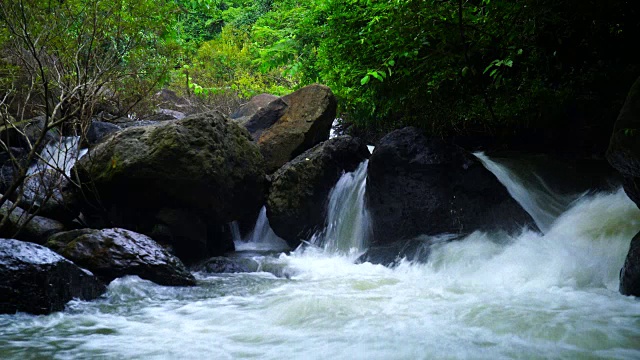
2,0,639,143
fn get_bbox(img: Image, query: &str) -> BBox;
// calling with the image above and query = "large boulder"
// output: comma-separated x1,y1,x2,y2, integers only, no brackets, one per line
0,198,66,244
0,115,55,152
267,136,370,247
366,127,537,246
620,230,640,296
47,228,195,286
73,111,266,262
230,93,278,125
607,77,640,207
607,77,640,297
0,238,105,315
244,84,337,173
85,121,121,146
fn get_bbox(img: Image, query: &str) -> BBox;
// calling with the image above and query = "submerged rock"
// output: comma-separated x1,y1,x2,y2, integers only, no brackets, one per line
366,127,537,245
47,228,195,286
0,238,105,315
243,84,337,173
358,234,461,267
191,256,257,274
267,136,370,247
73,111,266,262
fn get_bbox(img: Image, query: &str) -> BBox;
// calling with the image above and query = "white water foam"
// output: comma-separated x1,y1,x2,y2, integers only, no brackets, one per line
2,157,640,359
309,160,371,256
233,207,289,252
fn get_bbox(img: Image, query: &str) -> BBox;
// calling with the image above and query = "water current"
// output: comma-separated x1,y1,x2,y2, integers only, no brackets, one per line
2,153,640,359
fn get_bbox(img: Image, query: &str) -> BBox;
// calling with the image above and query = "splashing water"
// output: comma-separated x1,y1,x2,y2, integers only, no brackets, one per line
2,155,640,359
309,160,371,256
233,207,289,252
474,152,585,232
28,136,87,176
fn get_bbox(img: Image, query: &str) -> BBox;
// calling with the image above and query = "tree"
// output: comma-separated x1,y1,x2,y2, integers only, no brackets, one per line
0,0,179,236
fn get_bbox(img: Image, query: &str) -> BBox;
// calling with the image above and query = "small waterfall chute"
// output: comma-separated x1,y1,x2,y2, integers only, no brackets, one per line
233,207,289,252
474,152,584,233
28,136,87,176
310,160,371,255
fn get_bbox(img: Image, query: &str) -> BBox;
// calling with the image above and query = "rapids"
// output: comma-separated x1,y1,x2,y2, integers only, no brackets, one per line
2,155,640,359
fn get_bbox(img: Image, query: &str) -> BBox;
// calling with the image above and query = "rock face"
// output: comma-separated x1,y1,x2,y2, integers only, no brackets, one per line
0,198,66,244
85,121,121,146
620,231,640,296
73,111,266,262
230,93,278,125
47,228,195,286
607,77,640,296
0,238,105,315
243,84,337,173
267,136,370,247
366,127,537,245
607,77,640,207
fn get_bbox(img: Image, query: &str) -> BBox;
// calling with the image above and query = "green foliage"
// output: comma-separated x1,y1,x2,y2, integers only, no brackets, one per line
1,0,180,119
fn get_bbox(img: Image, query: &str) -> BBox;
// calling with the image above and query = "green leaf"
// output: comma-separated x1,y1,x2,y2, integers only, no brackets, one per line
361,75,370,85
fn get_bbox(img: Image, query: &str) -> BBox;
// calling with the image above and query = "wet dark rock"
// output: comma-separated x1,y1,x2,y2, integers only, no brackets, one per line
0,147,29,193
366,127,537,245
608,76,640,208
73,111,265,262
267,136,370,247
191,256,256,274
46,228,196,286
247,84,337,173
620,230,640,297
17,169,80,223
358,234,461,267
0,198,66,244
0,115,55,152
86,121,121,146
0,238,105,315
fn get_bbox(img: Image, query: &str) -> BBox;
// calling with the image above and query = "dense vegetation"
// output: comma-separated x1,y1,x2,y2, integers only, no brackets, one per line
2,0,640,150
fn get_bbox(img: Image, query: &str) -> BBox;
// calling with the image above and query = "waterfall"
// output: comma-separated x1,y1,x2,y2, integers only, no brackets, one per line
311,160,371,254
28,136,87,176
474,152,583,233
234,207,289,252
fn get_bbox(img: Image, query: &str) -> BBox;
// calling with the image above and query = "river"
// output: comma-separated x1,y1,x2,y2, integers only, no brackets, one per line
1,153,640,359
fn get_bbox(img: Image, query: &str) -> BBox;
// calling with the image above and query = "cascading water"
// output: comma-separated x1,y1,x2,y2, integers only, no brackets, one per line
2,153,640,359
309,160,371,255
474,152,584,232
28,136,87,176
233,207,289,252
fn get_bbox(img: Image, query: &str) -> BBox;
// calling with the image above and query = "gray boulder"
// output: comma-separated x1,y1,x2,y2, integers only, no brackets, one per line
85,121,121,146
73,111,266,262
47,228,195,286
366,127,537,246
0,198,66,244
0,238,105,315
267,136,370,247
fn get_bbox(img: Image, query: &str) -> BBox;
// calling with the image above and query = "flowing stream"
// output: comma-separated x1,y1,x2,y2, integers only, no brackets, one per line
2,155,640,359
